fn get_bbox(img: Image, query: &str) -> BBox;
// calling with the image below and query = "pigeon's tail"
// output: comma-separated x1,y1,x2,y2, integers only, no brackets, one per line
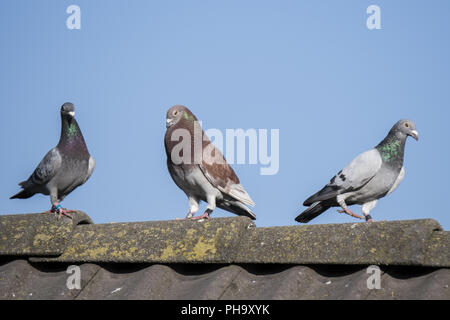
303,185,341,206
295,201,330,223
10,188,34,199
218,200,256,220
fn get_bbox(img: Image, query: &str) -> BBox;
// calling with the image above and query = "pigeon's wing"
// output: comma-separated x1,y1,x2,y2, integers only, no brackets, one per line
304,149,382,206
26,148,62,186
199,142,255,207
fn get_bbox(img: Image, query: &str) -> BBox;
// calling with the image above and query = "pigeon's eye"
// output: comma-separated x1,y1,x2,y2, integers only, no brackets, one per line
404,123,410,128
173,110,179,116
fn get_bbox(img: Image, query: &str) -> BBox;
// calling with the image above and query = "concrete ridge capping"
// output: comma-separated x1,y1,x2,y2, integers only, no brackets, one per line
0,212,448,267
0,211,92,256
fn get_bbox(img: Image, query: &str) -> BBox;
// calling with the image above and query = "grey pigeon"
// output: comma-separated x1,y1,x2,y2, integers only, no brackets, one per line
164,105,256,220
296,119,418,223
10,103,95,218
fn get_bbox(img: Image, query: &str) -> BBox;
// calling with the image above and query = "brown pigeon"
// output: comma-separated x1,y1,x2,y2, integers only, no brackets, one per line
164,105,256,220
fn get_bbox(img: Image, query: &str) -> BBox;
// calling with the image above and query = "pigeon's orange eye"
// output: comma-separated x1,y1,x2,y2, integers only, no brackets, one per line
173,110,179,116
405,123,410,128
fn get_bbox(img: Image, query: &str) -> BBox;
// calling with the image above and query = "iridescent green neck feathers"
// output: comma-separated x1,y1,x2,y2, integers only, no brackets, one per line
376,133,406,164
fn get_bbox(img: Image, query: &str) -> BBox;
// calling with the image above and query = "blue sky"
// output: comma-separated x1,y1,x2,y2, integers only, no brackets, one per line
0,1,449,229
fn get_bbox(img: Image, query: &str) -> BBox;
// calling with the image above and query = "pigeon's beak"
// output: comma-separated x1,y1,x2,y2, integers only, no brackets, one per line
410,130,419,141
68,111,75,117
166,119,173,128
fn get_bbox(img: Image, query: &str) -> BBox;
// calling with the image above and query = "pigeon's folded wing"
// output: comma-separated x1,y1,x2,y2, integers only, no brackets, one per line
199,142,255,207
27,148,62,186
304,148,382,205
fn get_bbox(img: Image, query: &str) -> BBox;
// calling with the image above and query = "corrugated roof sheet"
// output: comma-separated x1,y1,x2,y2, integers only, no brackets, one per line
0,259,448,300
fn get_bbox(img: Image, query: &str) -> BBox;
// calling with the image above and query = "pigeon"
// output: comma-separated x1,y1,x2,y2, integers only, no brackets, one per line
164,105,256,220
296,119,418,223
10,103,95,218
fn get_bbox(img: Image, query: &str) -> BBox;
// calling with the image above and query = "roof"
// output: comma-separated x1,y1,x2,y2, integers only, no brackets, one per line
0,212,449,300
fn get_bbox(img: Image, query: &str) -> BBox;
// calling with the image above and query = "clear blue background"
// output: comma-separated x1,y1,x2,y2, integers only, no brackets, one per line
1,1,449,229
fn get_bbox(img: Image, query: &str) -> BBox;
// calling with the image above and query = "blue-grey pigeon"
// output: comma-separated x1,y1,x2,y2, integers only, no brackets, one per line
296,119,418,223
10,103,95,218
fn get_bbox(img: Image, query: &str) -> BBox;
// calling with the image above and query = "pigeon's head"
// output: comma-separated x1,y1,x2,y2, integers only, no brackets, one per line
393,119,419,141
60,102,76,119
166,105,197,129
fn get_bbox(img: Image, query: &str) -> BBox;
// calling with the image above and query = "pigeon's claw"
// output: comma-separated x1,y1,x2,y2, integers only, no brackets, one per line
56,208,74,220
337,208,364,220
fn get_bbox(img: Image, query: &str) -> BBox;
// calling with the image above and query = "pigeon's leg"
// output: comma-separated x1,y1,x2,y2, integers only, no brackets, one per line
362,200,377,222
42,193,74,219
337,197,364,220
42,190,59,214
337,207,364,220
190,195,215,220
185,196,200,219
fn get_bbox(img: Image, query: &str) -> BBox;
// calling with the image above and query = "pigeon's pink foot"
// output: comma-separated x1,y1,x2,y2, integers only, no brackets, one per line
190,212,211,220
338,208,364,220
42,204,74,220
56,208,74,220
185,208,212,220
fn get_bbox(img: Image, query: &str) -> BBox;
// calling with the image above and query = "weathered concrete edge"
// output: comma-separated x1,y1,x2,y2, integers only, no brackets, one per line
235,219,448,267
425,231,450,267
0,211,93,256
23,217,450,267
30,217,256,264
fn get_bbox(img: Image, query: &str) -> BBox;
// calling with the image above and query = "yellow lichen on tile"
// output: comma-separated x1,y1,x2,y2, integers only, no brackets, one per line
32,233,53,246
185,236,217,261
